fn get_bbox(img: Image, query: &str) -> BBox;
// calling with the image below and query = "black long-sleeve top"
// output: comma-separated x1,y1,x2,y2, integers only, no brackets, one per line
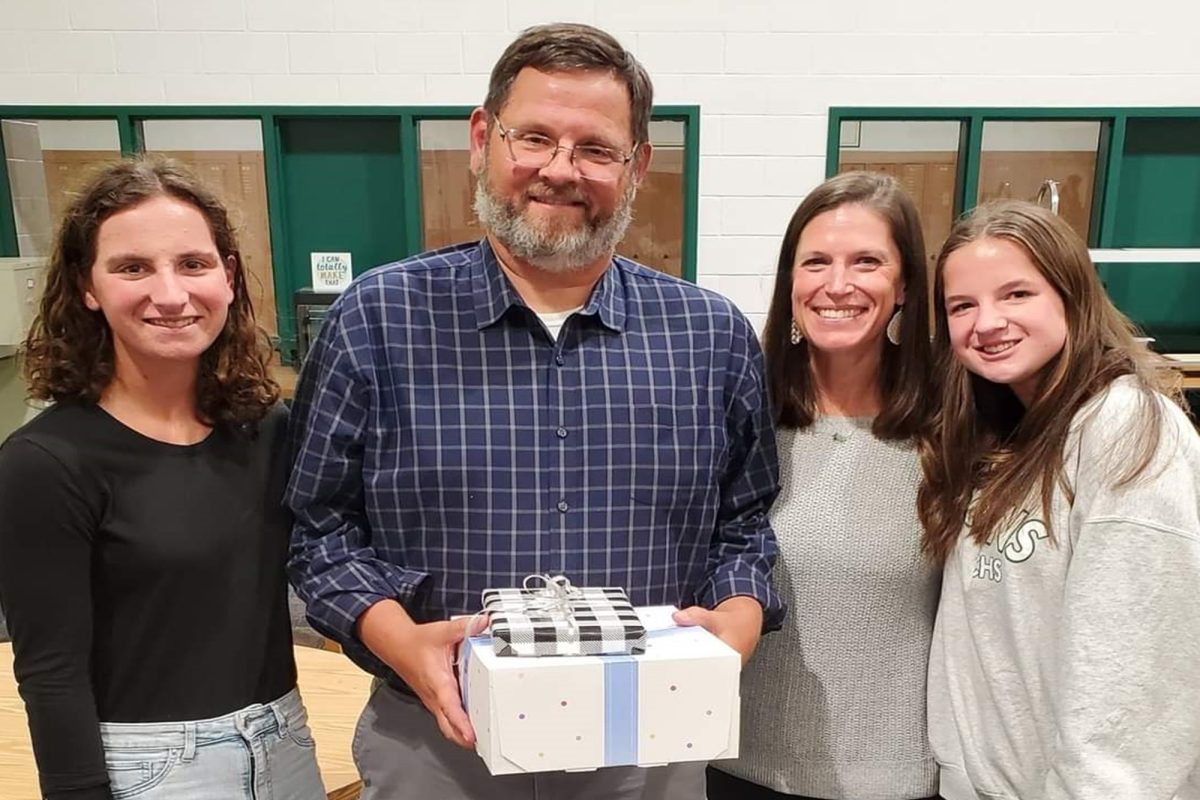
0,402,297,799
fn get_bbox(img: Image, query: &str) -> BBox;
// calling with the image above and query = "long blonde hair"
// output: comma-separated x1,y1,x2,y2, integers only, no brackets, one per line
918,201,1183,564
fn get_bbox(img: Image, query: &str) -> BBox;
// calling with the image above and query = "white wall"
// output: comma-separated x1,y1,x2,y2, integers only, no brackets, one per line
141,118,263,150
979,121,1101,151
841,120,1101,152
1,0,1196,329
34,118,121,150
845,120,963,152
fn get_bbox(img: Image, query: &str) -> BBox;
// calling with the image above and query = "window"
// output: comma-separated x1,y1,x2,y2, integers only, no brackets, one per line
140,119,278,336
1,119,121,258
836,119,963,269
978,120,1102,242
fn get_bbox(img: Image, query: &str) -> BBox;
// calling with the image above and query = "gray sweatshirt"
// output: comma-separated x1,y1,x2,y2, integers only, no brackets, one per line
929,379,1200,800
719,418,940,799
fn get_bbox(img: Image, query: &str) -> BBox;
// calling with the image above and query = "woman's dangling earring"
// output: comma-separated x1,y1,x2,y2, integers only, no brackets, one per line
886,307,903,346
790,320,803,345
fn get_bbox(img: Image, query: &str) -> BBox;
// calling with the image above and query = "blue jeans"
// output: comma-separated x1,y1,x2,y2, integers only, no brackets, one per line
98,688,326,799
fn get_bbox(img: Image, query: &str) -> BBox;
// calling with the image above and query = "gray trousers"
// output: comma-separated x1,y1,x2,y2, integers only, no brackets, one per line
352,682,707,800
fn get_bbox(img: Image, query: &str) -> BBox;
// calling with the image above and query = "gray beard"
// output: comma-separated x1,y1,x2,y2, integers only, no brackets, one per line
472,164,636,274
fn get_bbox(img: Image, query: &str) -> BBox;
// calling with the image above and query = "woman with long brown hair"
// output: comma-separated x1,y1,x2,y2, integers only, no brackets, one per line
709,172,940,800
920,200,1200,800
0,157,325,799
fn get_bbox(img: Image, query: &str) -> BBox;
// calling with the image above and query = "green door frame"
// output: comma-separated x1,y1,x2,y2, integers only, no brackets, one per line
0,129,17,256
0,104,702,358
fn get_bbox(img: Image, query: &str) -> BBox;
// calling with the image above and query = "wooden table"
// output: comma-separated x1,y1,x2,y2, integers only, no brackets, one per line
1170,359,1200,390
294,645,372,794
0,643,371,799
0,644,35,799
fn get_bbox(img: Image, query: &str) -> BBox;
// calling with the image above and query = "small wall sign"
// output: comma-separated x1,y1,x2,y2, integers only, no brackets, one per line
310,252,352,292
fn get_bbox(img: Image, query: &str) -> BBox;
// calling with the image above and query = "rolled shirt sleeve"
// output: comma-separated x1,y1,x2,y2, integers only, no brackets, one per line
692,316,783,630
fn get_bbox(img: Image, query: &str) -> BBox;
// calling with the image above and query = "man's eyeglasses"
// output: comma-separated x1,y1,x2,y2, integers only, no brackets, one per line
494,117,636,183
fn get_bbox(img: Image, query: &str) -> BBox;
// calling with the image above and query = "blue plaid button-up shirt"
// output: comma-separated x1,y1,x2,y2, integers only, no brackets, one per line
286,240,782,682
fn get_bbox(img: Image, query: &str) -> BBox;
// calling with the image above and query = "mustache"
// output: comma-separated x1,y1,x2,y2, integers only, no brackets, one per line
525,183,587,205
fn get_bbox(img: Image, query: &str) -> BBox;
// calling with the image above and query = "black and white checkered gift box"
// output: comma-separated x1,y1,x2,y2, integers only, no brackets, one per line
482,585,647,657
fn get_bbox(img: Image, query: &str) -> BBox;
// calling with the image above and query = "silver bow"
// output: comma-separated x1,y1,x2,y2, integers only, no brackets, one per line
520,573,581,637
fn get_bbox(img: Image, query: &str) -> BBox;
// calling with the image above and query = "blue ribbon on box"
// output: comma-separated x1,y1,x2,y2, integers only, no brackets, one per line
463,627,690,768
601,655,639,765
460,636,475,712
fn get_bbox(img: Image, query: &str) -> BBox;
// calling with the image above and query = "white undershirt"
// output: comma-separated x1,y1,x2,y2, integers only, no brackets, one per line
535,306,584,341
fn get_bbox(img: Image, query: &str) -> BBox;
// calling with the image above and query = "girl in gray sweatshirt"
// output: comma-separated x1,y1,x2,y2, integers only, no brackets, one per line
919,200,1200,800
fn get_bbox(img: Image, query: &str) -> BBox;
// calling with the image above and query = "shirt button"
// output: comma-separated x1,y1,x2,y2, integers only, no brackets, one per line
555,355,564,366
557,500,570,513
556,427,568,439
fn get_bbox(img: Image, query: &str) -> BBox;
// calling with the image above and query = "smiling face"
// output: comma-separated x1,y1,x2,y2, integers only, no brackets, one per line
468,67,651,272
84,195,234,373
942,236,1068,406
791,203,906,359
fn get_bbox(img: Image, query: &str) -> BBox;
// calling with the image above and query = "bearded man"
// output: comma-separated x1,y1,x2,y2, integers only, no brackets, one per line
285,22,782,800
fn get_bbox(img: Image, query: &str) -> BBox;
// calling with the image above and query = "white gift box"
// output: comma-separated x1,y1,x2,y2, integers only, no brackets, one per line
457,605,741,776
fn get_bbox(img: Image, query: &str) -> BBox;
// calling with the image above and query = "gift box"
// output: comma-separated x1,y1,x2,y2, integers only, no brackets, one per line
482,581,646,658
458,605,741,776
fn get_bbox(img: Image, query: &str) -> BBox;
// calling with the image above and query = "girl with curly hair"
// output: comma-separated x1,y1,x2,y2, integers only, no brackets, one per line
0,156,325,799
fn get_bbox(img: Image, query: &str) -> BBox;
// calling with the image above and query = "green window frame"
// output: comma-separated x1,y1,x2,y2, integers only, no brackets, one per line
0,104,701,358
827,107,1200,355
826,106,1200,249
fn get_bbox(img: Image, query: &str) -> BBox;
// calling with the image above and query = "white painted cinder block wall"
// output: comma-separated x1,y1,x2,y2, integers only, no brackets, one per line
2,0,1198,329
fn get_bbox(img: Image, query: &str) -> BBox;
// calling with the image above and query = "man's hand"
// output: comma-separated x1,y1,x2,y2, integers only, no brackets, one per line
356,599,487,749
672,596,764,665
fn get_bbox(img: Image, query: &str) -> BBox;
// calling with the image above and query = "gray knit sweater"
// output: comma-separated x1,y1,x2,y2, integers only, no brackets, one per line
717,418,940,799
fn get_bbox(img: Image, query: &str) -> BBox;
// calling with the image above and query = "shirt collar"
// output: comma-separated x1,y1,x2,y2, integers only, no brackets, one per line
470,238,627,333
